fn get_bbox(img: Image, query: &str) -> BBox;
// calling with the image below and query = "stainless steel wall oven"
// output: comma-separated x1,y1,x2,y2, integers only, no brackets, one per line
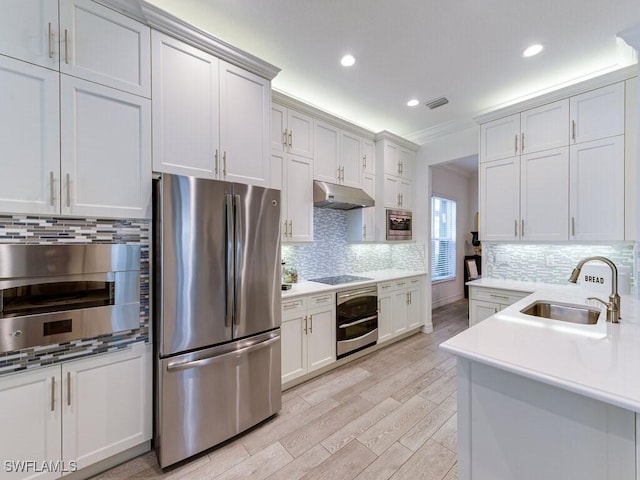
386,209,412,241
0,244,140,353
336,286,378,358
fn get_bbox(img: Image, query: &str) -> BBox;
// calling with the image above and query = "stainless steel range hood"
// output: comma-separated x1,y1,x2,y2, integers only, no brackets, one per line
313,181,375,210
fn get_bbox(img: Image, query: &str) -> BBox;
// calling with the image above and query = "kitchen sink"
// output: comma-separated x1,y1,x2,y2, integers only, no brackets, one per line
520,300,601,325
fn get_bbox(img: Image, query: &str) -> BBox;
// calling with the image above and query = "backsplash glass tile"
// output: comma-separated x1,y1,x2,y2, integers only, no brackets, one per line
484,242,635,286
282,208,425,280
0,215,149,375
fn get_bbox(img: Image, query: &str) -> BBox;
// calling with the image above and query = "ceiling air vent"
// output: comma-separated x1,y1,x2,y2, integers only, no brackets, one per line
425,97,449,109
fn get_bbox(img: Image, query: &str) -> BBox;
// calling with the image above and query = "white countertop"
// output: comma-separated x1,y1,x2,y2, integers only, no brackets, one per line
281,269,427,299
441,283,640,413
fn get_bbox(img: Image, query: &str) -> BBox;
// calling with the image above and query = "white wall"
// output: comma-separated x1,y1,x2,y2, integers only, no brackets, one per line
430,165,475,308
420,124,479,166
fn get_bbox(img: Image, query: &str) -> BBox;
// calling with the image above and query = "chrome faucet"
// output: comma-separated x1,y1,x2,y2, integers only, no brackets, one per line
568,256,621,323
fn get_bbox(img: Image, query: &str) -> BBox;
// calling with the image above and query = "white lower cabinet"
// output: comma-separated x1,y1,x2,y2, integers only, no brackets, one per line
0,343,151,479
281,293,336,385
468,286,531,327
378,276,424,343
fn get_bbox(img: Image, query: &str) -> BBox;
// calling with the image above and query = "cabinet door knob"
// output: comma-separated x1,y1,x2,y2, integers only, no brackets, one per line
521,220,525,237
521,132,525,152
514,219,518,237
214,149,219,175
66,174,71,208
288,131,292,148
67,371,71,407
309,315,313,334
514,134,518,154
572,120,576,142
283,129,288,149
223,151,227,176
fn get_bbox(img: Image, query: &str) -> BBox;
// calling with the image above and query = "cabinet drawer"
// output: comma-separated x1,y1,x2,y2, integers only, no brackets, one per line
282,298,306,317
378,281,395,293
407,276,422,287
308,292,335,309
470,287,530,306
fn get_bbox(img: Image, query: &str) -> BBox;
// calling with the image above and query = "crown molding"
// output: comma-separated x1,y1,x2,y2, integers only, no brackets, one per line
95,0,280,80
374,131,420,151
405,119,478,145
619,24,640,50
473,64,637,125
272,89,376,140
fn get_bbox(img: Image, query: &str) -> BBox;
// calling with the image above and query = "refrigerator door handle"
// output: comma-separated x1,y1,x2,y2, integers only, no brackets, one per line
225,193,234,328
166,335,280,372
233,193,242,329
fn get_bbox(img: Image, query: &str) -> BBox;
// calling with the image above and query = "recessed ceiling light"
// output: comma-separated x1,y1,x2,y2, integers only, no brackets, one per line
407,99,420,107
523,44,543,58
340,54,356,67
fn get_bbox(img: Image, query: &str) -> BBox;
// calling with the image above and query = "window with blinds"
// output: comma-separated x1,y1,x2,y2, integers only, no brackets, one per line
431,196,456,282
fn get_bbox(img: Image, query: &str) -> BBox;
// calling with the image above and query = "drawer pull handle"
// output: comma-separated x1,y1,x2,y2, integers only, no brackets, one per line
489,294,509,300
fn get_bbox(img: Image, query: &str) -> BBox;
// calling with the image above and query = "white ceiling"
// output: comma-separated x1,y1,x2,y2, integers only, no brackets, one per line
145,0,640,142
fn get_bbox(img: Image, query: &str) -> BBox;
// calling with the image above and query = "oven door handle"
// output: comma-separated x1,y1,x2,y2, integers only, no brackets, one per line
338,288,377,301
338,315,377,329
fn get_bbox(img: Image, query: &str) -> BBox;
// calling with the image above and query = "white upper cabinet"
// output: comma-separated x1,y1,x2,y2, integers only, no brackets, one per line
0,0,59,70
0,11,151,219
152,32,219,178
362,139,375,175
0,55,60,216
383,140,400,175
313,120,340,183
272,103,314,158
520,100,569,154
0,0,151,96
346,172,375,242
481,100,569,162
480,114,520,162
281,153,314,243
339,130,363,188
59,0,151,97
570,83,625,144
520,147,569,241
219,61,270,186
60,75,151,218
569,136,624,241
398,147,415,179
480,157,520,241
152,31,271,187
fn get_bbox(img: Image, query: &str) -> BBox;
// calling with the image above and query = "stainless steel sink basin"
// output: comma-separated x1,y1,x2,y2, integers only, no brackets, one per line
520,300,601,325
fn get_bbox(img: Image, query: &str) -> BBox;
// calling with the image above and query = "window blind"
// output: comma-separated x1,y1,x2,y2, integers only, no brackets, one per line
431,196,457,282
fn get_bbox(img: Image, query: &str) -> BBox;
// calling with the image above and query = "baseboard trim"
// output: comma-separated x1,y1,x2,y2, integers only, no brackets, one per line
432,293,465,309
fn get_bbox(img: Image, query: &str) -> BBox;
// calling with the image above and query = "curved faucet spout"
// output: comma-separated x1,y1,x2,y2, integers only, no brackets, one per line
568,256,620,323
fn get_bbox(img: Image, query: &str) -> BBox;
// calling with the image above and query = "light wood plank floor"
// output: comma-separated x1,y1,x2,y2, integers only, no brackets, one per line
93,300,469,480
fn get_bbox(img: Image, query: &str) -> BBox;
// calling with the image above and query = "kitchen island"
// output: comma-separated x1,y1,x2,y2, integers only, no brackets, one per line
440,283,640,480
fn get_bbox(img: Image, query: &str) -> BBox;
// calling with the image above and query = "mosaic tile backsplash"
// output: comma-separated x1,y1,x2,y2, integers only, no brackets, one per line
282,208,426,280
484,242,635,287
0,215,150,375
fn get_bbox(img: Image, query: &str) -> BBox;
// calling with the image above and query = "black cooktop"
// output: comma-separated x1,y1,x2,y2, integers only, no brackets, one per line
310,275,373,285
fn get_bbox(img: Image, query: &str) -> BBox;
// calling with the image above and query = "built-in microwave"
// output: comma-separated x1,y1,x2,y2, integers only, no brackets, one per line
386,209,412,241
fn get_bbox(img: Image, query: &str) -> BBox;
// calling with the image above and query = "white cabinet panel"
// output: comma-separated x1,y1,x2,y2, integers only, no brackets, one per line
392,289,409,336
219,61,270,187
313,120,340,184
479,157,520,241
59,0,151,97
152,31,219,177
520,147,569,241
282,154,313,243
570,83,625,144
480,114,520,162
339,130,362,188
271,103,286,151
62,345,150,470
464,361,635,480
0,366,61,480
281,313,307,384
0,0,59,70
307,307,335,372
520,99,569,154
0,56,59,216
60,76,151,218
377,293,393,344
399,148,414,179
569,136,625,241
383,141,400,175
287,109,314,158
346,173,375,242
362,139,375,175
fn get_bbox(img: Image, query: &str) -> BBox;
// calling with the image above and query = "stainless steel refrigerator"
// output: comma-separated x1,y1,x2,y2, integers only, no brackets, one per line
153,173,282,468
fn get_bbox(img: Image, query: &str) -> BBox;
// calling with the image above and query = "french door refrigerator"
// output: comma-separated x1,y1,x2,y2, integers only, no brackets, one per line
153,173,282,468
